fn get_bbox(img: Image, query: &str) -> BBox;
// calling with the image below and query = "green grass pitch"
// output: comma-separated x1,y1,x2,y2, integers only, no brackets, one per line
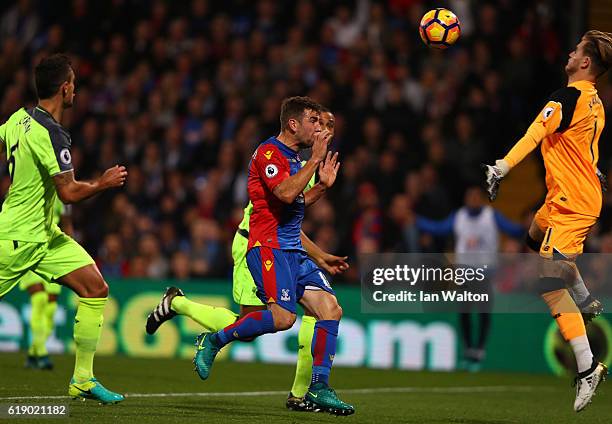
0,352,610,423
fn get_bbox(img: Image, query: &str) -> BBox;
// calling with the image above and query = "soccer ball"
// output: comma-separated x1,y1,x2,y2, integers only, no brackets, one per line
419,8,461,49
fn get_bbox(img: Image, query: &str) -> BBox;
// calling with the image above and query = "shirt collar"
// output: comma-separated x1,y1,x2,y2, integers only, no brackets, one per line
267,137,299,158
35,105,59,123
568,80,596,90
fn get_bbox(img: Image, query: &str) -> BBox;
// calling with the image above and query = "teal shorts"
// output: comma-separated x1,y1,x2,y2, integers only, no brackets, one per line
231,230,263,306
0,228,94,298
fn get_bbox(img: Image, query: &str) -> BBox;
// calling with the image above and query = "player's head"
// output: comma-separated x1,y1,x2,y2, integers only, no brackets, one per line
34,54,75,108
566,30,612,78
319,107,335,140
279,96,322,147
464,186,485,210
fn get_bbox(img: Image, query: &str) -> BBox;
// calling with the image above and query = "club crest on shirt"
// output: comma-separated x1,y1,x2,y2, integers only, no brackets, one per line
281,289,290,301
265,164,278,178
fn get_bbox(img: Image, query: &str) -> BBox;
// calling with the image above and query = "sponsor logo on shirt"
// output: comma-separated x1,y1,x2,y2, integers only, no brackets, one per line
264,150,274,160
264,259,273,271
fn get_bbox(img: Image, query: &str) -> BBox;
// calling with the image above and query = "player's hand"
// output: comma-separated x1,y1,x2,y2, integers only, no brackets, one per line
318,151,340,188
311,129,332,163
100,165,128,189
481,160,509,201
597,168,608,193
316,253,349,275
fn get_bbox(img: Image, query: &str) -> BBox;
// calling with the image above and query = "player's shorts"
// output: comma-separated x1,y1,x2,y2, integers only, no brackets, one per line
534,202,597,258
0,228,94,298
246,246,335,314
18,271,62,295
231,229,263,306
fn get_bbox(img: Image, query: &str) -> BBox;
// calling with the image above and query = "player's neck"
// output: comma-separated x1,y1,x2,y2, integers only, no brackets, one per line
276,132,300,152
37,99,63,123
567,71,596,85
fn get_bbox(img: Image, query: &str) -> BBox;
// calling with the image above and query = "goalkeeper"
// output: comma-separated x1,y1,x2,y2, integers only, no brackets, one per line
483,30,611,412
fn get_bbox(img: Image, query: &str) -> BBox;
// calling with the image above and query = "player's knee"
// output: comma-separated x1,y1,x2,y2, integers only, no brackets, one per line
273,310,297,330
330,303,343,321
83,277,108,298
318,299,342,321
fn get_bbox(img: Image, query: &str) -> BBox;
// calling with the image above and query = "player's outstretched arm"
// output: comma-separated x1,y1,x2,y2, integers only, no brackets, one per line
301,230,349,275
272,130,331,204
305,151,340,206
53,165,127,204
483,98,563,201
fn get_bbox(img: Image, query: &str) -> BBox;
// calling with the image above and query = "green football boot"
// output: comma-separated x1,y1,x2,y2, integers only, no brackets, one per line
193,332,220,380
68,378,124,404
286,392,316,412
25,355,39,369
37,355,54,370
305,382,355,416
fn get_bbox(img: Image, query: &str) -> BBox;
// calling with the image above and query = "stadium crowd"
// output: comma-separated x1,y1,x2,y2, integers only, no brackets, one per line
1,0,611,283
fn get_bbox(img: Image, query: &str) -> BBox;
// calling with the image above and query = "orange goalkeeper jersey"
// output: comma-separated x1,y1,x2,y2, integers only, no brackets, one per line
504,80,605,217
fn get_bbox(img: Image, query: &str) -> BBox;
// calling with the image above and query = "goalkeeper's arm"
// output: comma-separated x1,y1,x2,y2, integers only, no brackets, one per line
483,99,563,201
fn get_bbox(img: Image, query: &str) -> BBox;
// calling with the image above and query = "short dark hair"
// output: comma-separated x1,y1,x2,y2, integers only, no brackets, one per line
34,54,73,99
279,96,321,131
583,30,612,77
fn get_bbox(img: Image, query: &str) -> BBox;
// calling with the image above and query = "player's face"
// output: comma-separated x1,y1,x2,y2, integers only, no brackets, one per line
296,108,321,147
465,187,484,209
565,39,588,76
62,70,76,109
320,112,335,140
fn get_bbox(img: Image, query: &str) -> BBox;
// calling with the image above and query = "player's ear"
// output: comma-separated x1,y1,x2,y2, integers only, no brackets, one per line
288,118,298,133
582,55,591,70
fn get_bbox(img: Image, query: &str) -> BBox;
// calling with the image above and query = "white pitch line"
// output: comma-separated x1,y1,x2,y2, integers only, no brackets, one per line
0,385,552,401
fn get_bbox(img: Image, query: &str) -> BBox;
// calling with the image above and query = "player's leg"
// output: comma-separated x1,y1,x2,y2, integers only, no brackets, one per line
529,207,601,320
145,286,238,334
538,211,606,412
35,230,123,404
193,247,297,380
287,307,316,406
0,240,47,366
146,231,255,334
299,289,354,415
20,273,50,367
296,255,354,415
37,282,62,370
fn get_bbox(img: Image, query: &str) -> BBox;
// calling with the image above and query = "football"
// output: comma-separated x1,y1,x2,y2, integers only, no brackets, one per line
419,8,461,49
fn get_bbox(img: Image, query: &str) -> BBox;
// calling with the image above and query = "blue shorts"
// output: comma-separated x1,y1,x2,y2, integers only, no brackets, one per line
246,246,335,314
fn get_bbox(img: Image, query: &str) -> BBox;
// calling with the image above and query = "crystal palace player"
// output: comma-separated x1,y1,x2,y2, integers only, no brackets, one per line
145,108,346,412
484,30,612,412
191,97,354,415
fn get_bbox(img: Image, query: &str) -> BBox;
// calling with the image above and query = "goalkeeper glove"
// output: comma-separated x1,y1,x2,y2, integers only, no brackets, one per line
597,168,608,193
481,160,510,201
